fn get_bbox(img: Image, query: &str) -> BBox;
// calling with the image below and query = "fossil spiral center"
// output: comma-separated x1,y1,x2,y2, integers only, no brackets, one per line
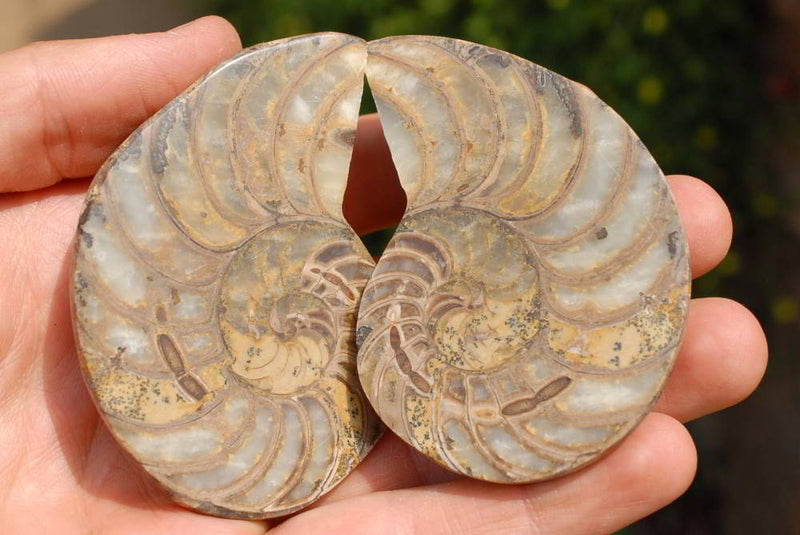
429,276,541,372
374,208,542,374
218,223,350,395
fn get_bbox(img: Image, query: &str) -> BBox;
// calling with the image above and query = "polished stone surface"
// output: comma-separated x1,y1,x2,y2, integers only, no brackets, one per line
356,36,691,483
74,31,692,507
71,33,381,518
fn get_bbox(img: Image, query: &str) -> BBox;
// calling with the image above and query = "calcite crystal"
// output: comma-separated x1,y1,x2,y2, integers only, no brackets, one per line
355,36,691,483
71,34,381,518
72,32,691,516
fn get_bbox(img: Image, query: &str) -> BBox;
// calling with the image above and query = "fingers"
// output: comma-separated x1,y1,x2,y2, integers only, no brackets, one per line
0,16,241,193
343,113,406,235
311,432,461,507
655,297,768,422
81,428,269,535
277,414,696,535
666,174,733,278
0,180,89,386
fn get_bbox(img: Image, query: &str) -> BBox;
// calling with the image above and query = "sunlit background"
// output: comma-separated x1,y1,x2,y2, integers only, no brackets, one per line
3,0,797,532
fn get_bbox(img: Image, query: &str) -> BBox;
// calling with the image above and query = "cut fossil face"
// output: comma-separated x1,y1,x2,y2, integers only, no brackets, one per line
71,33,381,519
356,36,691,483
71,32,691,517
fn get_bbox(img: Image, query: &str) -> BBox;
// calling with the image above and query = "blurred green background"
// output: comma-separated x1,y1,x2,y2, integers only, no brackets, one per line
14,0,799,532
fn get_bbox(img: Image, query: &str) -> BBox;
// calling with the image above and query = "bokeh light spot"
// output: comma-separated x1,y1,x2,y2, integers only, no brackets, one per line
772,297,799,325
694,125,719,151
642,6,669,35
637,76,664,105
546,0,571,10
753,192,779,218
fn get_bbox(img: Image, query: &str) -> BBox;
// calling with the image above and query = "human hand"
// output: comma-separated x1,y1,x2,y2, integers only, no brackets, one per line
0,17,767,534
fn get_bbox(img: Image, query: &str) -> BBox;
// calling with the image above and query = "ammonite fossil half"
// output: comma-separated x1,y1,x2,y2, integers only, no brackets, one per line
71,33,381,518
356,36,691,483
71,32,691,517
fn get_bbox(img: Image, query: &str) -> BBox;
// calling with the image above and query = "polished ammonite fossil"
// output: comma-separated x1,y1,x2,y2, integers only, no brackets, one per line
357,36,690,483
71,32,690,517
71,34,381,518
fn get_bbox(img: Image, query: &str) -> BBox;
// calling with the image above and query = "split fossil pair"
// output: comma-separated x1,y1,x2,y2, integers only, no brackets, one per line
71,33,690,518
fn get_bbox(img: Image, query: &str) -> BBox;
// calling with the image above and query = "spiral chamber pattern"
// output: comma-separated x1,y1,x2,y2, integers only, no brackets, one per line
71,34,381,517
73,31,692,503
356,36,691,482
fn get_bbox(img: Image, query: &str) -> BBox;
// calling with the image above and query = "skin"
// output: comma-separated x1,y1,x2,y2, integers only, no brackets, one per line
0,16,768,535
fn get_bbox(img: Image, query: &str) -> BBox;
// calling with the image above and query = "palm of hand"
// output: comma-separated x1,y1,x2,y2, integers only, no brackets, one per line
0,17,767,535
